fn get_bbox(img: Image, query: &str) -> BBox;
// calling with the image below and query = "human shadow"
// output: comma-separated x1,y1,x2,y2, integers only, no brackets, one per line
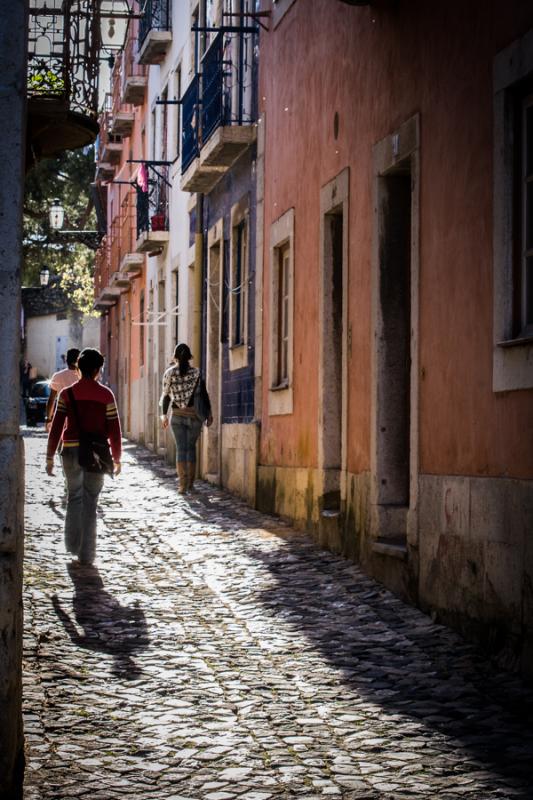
245,539,533,797
52,563,150,679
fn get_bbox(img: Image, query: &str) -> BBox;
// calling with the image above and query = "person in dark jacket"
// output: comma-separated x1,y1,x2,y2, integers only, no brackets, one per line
159,343,212,494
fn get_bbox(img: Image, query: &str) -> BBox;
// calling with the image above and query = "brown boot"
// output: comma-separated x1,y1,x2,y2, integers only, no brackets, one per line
177,462,188,494
187,462,197,492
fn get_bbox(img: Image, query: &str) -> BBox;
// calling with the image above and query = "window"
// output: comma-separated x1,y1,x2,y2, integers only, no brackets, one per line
228,199,249,370
232,219,247,346
493,30,533,391
161,86,168,161
268,207,294,415
175,66,181,158
139,290,145,366
173,269,179,344
275,243,290,387
519,93,533,335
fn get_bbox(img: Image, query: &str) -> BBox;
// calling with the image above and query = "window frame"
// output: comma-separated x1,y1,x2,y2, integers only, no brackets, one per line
228,197,249,371
268,207,294,416
520,93,533,335
492,28,533,391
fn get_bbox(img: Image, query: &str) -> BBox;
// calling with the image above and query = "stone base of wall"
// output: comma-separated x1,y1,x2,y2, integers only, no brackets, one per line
257,465,321,532
220,423,259,506
418,473,533,678
256,465,533,678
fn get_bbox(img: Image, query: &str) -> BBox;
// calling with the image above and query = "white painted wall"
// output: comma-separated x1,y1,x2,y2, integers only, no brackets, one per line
25,313,100,379
142,0,196,453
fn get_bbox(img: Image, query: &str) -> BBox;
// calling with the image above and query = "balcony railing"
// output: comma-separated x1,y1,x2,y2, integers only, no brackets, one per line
27,0,100,165
139,0,171,48
121,17,148,105
110,54,135,136
136,165,170,238
182,75,200,173
180,27,257,179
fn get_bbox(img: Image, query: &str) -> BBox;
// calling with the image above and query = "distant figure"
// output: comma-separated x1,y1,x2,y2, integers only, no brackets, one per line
46,348,122,566
46,347,80,432
20,359,32,397
160,343,212,494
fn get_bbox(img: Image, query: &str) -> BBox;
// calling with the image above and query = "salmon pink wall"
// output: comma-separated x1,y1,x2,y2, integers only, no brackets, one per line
259,0,533,479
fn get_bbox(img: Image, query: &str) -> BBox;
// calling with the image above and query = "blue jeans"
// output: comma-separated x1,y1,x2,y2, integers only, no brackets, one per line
61,447,105,564
170,414,202,463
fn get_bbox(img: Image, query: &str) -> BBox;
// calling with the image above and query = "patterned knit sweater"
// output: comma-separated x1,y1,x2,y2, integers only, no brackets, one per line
160,365,200,412
47,378,122,462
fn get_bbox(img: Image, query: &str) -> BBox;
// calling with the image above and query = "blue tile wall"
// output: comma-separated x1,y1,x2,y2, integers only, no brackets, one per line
203,147,257,425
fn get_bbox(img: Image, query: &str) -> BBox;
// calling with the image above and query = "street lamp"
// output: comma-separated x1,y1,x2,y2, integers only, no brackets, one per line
49,199,65,231
39,267,50,287
48,199,102,250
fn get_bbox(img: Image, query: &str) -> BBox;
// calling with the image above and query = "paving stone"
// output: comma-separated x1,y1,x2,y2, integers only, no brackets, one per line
21,429,533,799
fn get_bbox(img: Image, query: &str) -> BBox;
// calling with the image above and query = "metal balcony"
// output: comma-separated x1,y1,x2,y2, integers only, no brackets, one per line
27,0,100,168
135,165,170,254
121,19,148,105
138,0,172,65
179,29,257,192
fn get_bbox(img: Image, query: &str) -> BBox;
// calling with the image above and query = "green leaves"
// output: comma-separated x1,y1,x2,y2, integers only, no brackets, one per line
23,146,98,317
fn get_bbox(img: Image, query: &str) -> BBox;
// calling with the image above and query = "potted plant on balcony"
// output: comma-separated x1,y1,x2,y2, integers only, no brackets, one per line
151,211,166,231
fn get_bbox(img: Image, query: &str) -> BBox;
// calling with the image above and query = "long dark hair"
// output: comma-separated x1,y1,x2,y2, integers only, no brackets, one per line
174,343,192,376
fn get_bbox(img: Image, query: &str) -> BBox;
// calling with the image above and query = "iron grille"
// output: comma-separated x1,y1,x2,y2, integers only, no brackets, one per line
28,0,100,120
136,165,170,237
181,75,200,173
201,31,225,144
139,0,172,48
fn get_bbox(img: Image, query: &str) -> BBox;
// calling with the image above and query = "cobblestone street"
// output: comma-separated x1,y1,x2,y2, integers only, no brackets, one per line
22,429,533,800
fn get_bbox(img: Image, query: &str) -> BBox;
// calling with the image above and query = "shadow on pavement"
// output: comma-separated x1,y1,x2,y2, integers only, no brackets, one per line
52,563,150,680
245,541,533,795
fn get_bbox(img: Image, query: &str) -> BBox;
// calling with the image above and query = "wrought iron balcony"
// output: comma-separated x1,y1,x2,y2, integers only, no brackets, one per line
121,18,148,105
138,0,172,65
180,28,257,193
136,164,170,253
27,0,100,167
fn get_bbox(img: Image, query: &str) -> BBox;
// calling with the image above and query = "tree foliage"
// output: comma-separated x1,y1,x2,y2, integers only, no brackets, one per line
23,146,98,316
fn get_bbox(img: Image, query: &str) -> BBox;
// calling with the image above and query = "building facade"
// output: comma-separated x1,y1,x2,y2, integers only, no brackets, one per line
256,0,533,675
93,0,533,676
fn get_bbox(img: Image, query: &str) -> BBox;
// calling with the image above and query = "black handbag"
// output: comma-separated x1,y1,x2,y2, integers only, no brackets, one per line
193,376,210,422
67,388,114,476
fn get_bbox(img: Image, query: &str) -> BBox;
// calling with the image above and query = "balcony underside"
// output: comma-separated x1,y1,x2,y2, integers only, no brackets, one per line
96,162,114,181
110,111,135,138
120,252,144,274
27,97,99,168
135,230,169,253
201,125,257,168
180,125,256,192
138,31,172,65
111,271,131,290
102,142,123,164
122,76,148,106
94,285,121,310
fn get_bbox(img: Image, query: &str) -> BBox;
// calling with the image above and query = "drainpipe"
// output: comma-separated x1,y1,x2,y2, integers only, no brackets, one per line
192,192,204,365
0,1,28,795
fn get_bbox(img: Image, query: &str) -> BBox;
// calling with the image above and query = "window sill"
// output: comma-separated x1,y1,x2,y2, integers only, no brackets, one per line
228,342,247,372
270,381,289,392
497,335,533,348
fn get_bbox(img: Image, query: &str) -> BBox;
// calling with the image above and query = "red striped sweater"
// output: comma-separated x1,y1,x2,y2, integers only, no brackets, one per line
47,378,122,463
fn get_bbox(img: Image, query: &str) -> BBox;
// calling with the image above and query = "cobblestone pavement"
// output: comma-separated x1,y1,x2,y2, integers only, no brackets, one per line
23,429,533,800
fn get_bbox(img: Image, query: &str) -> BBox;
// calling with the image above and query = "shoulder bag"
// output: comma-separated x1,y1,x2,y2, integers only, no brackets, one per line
67,388,114,476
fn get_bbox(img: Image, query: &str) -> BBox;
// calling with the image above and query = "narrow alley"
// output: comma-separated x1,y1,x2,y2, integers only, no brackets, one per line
23,429,533,800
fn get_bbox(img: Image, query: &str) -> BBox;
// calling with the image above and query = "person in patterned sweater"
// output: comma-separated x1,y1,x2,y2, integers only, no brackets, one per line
46,348,122,566
160,343,212,494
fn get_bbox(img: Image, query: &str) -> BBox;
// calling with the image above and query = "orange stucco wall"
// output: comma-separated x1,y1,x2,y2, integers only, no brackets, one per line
259,0,533,480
